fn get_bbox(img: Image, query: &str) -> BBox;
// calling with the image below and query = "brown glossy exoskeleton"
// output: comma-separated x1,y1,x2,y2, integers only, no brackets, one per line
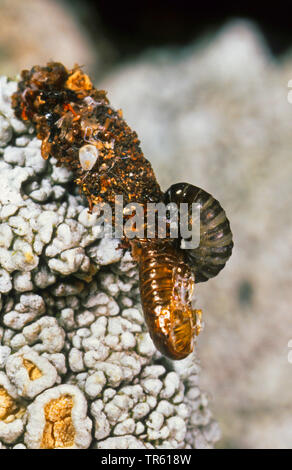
164,182,233,283
130,238,203,360
12,62,233,360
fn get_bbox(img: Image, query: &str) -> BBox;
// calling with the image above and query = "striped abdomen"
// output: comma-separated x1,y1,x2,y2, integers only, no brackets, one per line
132,240,201,360
164,183,233,283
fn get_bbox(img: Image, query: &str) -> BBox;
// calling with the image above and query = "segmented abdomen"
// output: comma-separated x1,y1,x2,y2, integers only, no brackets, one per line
164,182,233,283
137,240,200,360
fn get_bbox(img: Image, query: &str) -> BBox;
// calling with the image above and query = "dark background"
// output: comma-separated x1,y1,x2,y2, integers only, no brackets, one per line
66,0,292,58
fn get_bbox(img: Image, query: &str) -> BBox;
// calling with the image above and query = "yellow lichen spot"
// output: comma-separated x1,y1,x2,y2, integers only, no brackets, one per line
0,386,15,421
41,395,75,449
23,358,43,381
24,252,34,263
0,386,25,423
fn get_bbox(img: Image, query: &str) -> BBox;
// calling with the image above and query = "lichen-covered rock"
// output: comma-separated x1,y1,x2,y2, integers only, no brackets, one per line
0,371,25,444
24,384,92,449
0,75,219,449
5,346,58,399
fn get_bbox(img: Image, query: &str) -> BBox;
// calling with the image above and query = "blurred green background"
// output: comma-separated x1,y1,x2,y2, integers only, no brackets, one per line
0,0,292,449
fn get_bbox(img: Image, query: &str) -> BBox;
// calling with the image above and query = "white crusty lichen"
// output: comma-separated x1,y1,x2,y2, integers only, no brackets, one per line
0,76,220,449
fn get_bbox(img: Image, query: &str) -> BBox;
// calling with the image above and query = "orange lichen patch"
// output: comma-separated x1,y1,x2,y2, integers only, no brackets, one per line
41,395,75,449
0,386,25,423
0,386,15,421
65,68,93,94
23,358,42,381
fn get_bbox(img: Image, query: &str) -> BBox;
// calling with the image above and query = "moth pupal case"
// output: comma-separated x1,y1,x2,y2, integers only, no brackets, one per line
79,144,99,171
